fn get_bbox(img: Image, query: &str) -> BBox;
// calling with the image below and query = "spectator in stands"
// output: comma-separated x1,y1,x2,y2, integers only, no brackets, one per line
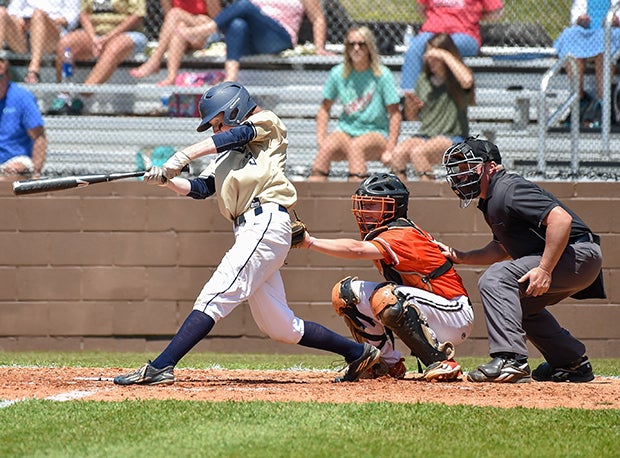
390,34,474,182
0,0,80,84
155,0,332,85
48,0,148,115
0,51,47,177
401,0,502,119
129,0,222,83
309,26,401,182
554,0,620,128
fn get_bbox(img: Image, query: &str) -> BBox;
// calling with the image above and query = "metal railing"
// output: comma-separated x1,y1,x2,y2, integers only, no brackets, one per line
537,55,580,177
601,2,620,152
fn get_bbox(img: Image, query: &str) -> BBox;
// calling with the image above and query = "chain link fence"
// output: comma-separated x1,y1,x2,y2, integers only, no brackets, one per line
6,0,620,180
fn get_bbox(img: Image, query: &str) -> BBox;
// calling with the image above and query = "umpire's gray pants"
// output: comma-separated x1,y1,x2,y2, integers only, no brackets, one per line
478,241,602,367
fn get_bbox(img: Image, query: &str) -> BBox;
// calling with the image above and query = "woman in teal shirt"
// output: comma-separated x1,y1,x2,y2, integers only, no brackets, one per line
309,26,402,181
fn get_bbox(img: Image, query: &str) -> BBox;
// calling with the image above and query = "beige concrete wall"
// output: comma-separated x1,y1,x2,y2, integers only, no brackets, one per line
1,179,619,358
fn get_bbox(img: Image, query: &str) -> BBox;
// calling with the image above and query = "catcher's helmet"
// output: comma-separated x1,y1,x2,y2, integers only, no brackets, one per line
442,137,502,208
352,173,409,237
196,82,257,132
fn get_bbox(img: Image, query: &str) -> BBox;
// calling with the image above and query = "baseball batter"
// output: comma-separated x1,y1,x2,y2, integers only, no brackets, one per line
115,82,380,386
299,173,474,381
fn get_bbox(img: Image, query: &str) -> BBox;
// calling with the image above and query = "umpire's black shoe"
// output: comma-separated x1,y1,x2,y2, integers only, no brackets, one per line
114,360,175,386
335,343,381,382
532,355,594,383
467,356,531,383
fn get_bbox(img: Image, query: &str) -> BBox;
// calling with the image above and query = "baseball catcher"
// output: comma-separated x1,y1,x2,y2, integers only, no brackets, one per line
300,173,474,381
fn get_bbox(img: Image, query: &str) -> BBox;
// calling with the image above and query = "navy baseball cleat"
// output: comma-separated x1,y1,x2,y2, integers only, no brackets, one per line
532,355,594,383
335,343,381,382
467,356,531,383
114,361,175,386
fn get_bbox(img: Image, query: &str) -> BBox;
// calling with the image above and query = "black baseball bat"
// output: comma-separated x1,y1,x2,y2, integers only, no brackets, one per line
12,171,147,195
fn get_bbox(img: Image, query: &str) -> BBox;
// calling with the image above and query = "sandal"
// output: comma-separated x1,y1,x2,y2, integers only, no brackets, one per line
23,70,40,84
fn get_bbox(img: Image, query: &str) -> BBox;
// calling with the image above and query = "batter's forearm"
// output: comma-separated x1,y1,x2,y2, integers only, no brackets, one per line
164,177,191,195
180,137,217,161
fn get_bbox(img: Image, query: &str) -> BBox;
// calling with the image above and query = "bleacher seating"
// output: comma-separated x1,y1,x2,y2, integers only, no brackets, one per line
7,40,620,181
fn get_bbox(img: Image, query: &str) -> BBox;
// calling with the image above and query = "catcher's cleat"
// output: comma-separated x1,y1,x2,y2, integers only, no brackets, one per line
114,361,175,386
423,359,462,382
467,356,531,383
532,356,594,383
360,357,407,379
335,343,381,382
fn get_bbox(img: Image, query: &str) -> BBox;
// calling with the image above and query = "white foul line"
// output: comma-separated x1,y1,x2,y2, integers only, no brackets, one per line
1,389,100,408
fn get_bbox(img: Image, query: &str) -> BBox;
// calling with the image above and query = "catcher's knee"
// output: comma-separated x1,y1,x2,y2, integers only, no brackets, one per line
332,276,387,346
332,276,360,316
369,282,454,366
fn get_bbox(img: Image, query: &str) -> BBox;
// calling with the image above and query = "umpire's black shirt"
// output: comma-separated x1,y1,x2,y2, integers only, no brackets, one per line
477,169,592,260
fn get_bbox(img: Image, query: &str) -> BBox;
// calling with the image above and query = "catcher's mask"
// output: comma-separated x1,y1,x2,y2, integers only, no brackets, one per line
196,82,257,132
352,173,409,237
442,137,502,208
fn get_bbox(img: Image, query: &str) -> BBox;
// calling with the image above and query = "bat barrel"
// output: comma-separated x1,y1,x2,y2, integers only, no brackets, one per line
12,171,147,196
12,177,81,195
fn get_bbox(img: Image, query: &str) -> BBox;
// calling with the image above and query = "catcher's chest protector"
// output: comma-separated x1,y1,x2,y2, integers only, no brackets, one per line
366,219,452,293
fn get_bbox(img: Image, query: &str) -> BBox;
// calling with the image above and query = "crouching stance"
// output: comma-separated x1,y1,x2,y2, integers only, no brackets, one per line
301,173,474,381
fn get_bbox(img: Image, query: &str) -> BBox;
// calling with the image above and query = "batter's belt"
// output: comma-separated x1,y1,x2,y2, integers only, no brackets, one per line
234,202,288,227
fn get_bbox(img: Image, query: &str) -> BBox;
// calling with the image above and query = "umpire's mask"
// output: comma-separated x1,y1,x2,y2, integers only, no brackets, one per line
442,137,502,208
442,142,484,208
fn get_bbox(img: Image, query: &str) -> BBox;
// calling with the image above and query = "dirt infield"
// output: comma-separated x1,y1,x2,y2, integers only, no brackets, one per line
1,367,619,409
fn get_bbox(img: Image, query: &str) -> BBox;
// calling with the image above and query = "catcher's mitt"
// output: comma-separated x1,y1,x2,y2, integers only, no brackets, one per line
291,212,307,248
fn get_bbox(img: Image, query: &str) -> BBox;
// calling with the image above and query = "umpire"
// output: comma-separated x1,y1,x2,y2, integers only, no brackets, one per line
438,137,604,383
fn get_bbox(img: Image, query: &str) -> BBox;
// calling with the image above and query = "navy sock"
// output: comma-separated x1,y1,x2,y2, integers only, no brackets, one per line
152,310,215,369
297,320,364,363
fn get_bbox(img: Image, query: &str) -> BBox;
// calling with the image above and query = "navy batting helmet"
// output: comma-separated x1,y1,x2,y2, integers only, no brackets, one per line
196,82,257,132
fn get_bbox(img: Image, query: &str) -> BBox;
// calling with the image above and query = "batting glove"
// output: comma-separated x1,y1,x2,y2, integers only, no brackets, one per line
144,166,168,186
162,151,191,179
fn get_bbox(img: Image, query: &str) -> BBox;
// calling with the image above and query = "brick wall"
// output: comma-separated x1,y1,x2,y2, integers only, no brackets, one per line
1,180,618,358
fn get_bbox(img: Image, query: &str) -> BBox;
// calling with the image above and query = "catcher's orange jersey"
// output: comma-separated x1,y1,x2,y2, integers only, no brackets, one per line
368,224,468,299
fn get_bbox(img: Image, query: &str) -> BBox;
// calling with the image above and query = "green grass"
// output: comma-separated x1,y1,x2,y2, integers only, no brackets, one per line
0,400,618,457
0,352,618,458
1,351,620,375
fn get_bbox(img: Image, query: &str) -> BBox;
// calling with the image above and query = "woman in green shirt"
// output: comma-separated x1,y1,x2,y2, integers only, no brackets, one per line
391,33,474,181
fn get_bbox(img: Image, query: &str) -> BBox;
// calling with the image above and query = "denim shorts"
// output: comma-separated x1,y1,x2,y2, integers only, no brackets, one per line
123,31,148,55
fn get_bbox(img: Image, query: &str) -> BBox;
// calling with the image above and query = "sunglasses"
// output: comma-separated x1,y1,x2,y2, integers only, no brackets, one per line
346,41,367,47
